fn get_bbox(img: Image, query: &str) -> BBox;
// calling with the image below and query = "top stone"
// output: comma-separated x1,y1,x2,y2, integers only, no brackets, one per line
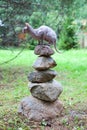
34,44,54,56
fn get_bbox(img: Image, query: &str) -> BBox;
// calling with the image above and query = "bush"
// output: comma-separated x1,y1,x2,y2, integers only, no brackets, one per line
59,17,78,50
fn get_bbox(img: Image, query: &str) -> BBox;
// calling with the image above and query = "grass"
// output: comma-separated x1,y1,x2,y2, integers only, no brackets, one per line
0,47,87,129
53,49,87,106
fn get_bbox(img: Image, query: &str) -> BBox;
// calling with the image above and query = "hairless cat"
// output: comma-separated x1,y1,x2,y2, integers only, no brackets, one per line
23,23,60,53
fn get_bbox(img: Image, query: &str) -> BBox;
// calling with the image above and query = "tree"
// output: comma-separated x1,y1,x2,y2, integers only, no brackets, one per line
0,0,40,46
56,0,87,49
0,0,87,49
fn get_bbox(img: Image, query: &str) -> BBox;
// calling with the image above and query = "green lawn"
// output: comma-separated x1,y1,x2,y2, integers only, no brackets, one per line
0,48,87,129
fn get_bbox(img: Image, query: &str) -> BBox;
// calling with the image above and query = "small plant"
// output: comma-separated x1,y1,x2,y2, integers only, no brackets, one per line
62,118,69,126
41,119,47,126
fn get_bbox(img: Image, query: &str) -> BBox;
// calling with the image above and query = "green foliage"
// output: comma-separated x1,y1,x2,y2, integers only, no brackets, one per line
59,17,78,50
30,12,44,27
24,40,37,50
0,0,87,48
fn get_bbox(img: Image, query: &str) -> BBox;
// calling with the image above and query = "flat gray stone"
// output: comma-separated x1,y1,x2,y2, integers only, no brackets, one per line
18,96,63,121
29,80,63,102
28,70,57,83
34,44,54,56
33,56,57,70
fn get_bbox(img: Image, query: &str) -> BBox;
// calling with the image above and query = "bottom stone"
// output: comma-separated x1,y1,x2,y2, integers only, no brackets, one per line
18,96,63,121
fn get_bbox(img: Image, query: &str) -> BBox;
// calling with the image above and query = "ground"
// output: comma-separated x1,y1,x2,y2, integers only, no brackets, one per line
0,49,87,130
0,100,87,130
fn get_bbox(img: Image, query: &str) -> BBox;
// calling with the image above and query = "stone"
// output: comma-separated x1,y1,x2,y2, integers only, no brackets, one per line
34,44,54,56
29,80,63,102
33,56,57,70
18,96,63,121
28,70,57,83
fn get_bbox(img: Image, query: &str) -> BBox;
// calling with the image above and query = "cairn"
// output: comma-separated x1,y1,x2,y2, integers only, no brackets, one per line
18,44,63,121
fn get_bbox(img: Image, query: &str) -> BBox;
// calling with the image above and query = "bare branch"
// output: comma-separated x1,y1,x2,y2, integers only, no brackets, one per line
0,46,25,65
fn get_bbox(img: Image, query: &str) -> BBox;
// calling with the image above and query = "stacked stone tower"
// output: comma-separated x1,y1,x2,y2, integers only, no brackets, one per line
18,44,63,121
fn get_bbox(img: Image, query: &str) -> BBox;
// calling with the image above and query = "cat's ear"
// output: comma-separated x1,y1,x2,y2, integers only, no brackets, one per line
25,23,29,27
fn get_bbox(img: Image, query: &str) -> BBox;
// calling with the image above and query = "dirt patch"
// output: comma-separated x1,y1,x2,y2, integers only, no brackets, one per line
30,112,87,130
0,106,87,130
18,108,87,130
